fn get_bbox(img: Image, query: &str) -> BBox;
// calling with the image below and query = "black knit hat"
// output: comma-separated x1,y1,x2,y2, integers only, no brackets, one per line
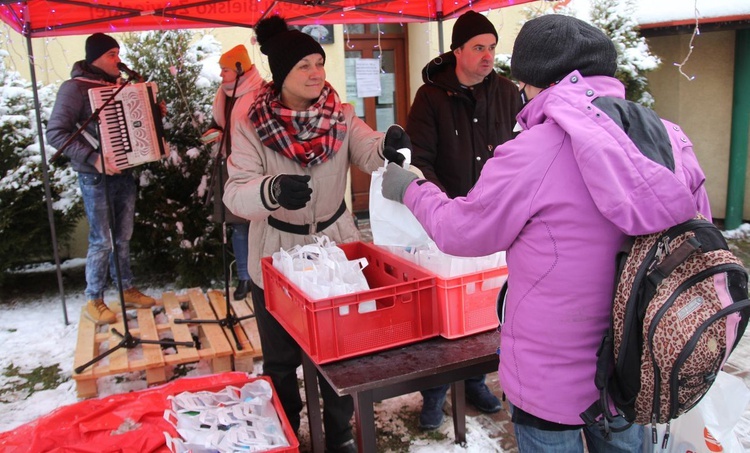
254,16,326,89
450,11,498,50
511,15,617,88
85,33,119,64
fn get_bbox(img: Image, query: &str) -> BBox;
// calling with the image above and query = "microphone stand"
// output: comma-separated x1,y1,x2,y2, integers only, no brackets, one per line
174,69,254,351
75,75,193,374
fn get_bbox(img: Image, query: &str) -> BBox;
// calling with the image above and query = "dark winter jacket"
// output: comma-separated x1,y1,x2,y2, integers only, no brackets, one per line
46,61,124,174
406,52,522,198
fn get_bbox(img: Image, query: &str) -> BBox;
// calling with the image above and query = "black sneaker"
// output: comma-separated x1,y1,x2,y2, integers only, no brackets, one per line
233,280,250,300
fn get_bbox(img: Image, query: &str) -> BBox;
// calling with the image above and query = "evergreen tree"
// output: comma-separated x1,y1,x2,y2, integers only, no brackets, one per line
494,0,660,107
588,0,659,107
120,31,224,287
0,50,83,283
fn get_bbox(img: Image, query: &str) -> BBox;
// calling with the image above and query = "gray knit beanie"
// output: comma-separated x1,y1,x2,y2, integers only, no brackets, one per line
511,15,617,87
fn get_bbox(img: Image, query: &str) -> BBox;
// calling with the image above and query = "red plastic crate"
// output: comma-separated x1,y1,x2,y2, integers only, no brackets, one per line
435,266,508,339
262,241,439,364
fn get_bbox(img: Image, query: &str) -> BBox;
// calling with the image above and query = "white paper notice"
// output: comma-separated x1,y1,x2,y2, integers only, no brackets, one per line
356,59,382,98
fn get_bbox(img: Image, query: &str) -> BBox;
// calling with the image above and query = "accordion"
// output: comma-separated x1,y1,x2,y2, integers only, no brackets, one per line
88,82,167,170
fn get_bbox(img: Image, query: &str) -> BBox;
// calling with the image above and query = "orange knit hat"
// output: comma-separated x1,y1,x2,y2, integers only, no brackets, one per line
219,45,252,73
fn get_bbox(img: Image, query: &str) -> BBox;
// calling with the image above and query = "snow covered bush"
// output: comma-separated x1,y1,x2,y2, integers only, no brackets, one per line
494,0,660,107
120,30,224,287
0,50,83,282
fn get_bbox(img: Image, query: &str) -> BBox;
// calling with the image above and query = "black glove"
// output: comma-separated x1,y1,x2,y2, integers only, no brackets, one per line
271,174,312,210
384,125,412,152
383,146,406,167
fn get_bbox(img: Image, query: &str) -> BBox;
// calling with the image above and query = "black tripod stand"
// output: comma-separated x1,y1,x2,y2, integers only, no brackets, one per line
74,76,193,375
174,66,254,351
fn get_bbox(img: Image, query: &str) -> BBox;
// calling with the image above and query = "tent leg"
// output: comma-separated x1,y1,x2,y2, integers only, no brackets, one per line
25,26,69,325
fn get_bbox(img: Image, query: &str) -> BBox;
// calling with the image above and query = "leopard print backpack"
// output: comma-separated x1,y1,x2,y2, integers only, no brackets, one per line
581,216,750,447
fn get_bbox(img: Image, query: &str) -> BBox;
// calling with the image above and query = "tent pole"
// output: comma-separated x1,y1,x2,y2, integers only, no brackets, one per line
437,1,444,54
24,22,69,325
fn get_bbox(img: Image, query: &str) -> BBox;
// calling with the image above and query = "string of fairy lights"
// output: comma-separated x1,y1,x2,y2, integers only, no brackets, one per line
673,0,699,81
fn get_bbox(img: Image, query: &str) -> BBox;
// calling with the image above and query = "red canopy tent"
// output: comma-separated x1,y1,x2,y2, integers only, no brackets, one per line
0,0,534,323
0,0,534,36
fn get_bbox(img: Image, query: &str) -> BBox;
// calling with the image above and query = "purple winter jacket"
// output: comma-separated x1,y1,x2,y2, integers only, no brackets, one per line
402,71,710,425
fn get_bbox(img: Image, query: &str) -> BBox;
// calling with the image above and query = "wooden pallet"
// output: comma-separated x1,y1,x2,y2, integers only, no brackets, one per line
72,288,233,398
206,289,263,370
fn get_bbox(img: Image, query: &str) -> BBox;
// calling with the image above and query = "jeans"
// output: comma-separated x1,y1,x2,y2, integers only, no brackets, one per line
230,223,250,280
421,374,487,401
511,404,643,453
78,172,136,300
250,282,354,448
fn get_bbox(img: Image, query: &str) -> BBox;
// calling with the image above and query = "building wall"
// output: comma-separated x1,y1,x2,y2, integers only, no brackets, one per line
645,30,740,220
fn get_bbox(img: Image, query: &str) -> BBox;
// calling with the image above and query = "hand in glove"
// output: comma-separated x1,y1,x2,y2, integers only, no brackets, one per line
384,124,412,156
382,162,418,204
271,174,312,210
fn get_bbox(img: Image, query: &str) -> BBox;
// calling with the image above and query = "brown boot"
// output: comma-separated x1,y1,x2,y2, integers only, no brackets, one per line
84,299,117,325
123,287,156,308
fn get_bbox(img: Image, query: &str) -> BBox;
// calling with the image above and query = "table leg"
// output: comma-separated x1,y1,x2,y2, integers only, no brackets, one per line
302,353,325,453
450,380,467,446
353,390,377,453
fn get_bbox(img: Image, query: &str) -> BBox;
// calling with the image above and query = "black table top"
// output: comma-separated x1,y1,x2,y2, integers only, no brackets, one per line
314,330,500,395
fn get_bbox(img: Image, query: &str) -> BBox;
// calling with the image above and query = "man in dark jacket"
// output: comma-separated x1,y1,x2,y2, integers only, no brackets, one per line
46,33,156,325
407,10,522,199
405,10,522,429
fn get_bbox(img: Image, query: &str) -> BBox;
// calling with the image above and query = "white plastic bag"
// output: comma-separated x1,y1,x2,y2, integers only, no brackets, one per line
369,148,430,247
643,371,750,453
272,236,375,314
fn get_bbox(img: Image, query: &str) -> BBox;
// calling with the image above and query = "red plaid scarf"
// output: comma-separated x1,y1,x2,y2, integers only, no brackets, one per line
250,82,346,167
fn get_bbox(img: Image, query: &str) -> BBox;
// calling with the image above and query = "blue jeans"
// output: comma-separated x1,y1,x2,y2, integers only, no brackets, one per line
230,223,250,280
79,172,136,300
512,404,643,453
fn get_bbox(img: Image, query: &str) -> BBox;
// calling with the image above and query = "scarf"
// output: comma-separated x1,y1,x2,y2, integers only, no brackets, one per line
249,81,346,167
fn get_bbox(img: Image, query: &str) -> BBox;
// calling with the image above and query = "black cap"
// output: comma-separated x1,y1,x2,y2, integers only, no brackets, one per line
254,16,326,89
450,11,498,50
85,33,119,64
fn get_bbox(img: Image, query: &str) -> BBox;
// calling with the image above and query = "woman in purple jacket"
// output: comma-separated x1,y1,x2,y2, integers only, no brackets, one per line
381,15,710,452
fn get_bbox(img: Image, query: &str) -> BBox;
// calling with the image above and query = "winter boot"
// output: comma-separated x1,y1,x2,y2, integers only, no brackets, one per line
233,280,251,300
419,392,447,430
85,298,117,325
123,287,156,308
466,382,502,414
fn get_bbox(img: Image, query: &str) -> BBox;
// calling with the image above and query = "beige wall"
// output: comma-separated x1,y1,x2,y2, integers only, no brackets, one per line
645,30,740,220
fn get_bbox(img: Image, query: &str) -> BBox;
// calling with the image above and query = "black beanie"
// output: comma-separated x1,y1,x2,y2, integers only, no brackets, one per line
511,15,617,88
85,33,119,64
450,11,498,50
254,16,326,89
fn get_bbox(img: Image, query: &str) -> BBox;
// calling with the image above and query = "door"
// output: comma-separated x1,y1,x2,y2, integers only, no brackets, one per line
344,24,409,216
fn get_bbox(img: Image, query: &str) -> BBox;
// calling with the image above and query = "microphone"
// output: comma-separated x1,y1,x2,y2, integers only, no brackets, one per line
235,61,245,77
117,62,144,82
